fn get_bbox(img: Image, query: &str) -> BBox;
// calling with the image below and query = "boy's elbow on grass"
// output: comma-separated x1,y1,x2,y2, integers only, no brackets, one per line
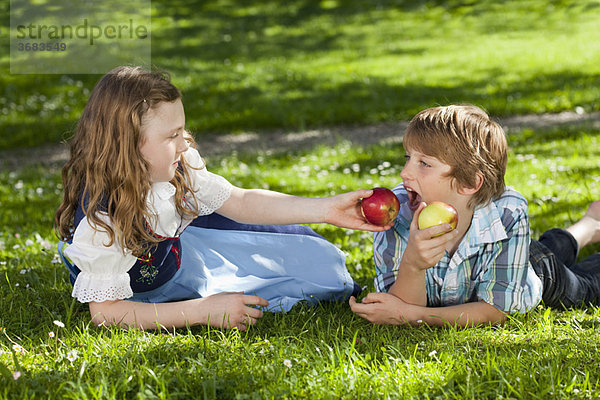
474,301,509,326
408,302,508,328
463,303,509,327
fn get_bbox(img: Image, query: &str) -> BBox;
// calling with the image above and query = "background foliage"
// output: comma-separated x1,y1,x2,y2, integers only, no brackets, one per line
1,0,599,149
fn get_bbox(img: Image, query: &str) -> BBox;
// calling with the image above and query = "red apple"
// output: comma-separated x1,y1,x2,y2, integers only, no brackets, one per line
417,201,458,236
361,187,400,226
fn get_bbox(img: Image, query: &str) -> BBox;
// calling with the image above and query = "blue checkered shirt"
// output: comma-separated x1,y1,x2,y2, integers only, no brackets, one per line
373,185,543,314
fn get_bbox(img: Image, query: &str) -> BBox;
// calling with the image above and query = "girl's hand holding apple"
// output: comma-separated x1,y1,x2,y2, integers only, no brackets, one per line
323,189,394,232
360,187,400,227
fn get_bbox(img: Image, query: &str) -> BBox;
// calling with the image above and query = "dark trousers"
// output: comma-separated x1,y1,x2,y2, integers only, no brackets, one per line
530,228,600,308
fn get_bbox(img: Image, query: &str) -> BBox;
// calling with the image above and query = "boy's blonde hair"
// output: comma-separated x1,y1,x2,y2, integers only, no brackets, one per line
403,105,507,208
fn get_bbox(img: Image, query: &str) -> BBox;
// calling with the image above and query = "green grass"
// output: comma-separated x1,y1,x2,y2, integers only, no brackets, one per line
2,0,600,396
2,0,600,148
1,125,599,399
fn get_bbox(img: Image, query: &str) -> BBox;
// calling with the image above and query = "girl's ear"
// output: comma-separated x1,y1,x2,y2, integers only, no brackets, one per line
458,171,484,195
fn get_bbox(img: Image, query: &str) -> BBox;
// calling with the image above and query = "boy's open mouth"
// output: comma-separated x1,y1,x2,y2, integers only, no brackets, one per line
405,186,422,211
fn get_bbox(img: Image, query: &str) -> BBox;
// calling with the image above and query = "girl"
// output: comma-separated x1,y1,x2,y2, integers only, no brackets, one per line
55,66,386,331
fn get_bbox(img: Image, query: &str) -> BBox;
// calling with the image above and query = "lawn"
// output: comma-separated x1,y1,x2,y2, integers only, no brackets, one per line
1,123,599,398
1,0,600,148
2,0,600,398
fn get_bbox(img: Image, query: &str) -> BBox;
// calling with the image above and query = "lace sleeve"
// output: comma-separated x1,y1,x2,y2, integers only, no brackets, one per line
64,215,137,303
183,147,233,215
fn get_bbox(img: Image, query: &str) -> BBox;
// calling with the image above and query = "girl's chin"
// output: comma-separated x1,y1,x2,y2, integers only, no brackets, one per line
150,173,176,183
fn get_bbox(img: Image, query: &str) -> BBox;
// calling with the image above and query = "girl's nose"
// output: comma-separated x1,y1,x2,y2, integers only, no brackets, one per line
177,135,190,153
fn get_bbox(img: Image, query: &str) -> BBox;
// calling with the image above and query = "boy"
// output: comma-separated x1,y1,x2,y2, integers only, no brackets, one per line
350,105,600,327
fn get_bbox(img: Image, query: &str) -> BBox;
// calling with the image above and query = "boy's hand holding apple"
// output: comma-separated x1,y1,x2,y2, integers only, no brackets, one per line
418,201,458,235
402,201,460,270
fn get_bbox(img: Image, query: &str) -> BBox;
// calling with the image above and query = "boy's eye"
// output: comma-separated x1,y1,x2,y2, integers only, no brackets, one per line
403,154,410,161
420,160,431,167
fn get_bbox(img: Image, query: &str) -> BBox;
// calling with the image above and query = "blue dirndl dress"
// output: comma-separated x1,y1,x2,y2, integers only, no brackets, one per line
60,212,360,312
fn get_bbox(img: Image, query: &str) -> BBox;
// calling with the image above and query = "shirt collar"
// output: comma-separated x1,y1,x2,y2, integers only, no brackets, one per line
152,182,176,200
467,200,508,247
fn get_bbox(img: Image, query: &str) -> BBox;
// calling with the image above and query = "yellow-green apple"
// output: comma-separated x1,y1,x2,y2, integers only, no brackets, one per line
361,187,400,226
417,201,458,236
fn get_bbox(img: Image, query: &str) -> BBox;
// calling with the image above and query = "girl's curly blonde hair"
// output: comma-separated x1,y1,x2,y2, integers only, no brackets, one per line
55,66,199,256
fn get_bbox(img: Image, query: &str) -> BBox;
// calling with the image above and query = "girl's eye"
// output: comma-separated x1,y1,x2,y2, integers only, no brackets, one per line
403,154,410,161
419,160,431,167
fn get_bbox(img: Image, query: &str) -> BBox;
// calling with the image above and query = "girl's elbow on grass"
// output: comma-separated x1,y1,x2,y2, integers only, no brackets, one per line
89,301,109,327
89,300,129,328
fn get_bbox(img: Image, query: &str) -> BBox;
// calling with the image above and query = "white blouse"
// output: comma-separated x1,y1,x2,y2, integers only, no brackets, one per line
64,147,233,303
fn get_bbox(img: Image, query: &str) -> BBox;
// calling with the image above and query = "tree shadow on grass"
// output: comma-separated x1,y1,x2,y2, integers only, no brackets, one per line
0,165,61,232
1,7,600,149
151,0,592,49
151,0,431,64
509,125,600,153
177,68,600,134
0,74,99,150
1,0,600,149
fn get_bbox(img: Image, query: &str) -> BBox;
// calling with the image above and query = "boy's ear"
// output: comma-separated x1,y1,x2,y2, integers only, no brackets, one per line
458,172,484,195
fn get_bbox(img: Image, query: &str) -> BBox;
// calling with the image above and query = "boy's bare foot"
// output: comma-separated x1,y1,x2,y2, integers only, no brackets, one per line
566,201,600,249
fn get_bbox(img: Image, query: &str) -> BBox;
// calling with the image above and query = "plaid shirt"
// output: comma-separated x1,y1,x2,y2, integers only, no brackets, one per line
373,185,542,314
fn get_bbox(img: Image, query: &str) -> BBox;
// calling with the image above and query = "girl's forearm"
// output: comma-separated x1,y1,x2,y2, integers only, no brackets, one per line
89,299,203,330
218,187,328,225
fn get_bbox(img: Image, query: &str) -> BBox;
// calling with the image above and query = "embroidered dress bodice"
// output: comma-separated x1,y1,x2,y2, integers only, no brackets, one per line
64,147,233,303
